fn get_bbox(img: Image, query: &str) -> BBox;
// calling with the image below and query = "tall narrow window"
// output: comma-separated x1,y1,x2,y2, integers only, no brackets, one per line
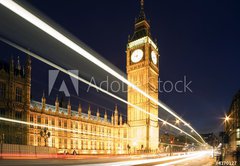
37,116,41,123
37,116,41,129
16,87,22,102
0,109,5,116
75,122,78,129
15,111,22,120
0,82,6,99
64,120,67,128
52,118,55,126
58,120,61,127
45,117,48,125
30,114,34,128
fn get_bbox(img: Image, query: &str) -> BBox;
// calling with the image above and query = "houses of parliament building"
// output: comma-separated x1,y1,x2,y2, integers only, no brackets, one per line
0,55,128,154
0,0,160,154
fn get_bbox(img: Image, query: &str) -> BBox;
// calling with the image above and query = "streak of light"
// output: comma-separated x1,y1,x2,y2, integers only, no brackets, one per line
0,37,202,144
154,151,211,166
0,117,127,141
0,116,196,146
0,0,205,143
73,151,211,166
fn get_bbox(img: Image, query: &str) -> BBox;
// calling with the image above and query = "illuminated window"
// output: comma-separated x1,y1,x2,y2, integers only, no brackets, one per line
59,138,62,144
52,137,55,147
15,87,22,102
37,137,41,146
0,82,6,99
52,119,55,126
58,120,61,127
124,130,127,138
81,141,83,149
64,121,67,128
30,114,34,128
71,139,73,149
237,128,240,139
45,117,48,125
64,139,67,148
37,116,41,123
75,122,78,129
30,135,34,145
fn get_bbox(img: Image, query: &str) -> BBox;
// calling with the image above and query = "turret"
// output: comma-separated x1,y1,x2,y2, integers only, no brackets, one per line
55,95,59,113
104,111,108,122
17,56,21,71
111,113,114,125
114,105,118,125
120,113,123,126
67,99,71,117
96,108,100,121
88,105,91,119
41,91,46,111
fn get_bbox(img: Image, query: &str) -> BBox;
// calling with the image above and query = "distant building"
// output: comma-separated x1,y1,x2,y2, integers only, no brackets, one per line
225,90,240,152
200,133,218,147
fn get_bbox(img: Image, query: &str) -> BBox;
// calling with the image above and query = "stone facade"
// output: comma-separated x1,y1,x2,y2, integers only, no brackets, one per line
225,90,240,152
0,56,128,154
0,55,31,145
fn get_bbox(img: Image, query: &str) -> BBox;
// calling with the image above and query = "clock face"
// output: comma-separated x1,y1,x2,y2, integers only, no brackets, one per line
131,49,143,63
151,51,157,65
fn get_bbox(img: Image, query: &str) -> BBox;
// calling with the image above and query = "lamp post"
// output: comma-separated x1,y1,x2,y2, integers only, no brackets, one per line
133,141,137,154
40,128,51,147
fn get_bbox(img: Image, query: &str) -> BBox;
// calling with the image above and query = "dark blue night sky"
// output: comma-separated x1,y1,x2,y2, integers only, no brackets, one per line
0,0,240,134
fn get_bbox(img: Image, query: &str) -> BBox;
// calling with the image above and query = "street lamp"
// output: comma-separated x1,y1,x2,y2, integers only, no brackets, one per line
224,115,230,122
133,141,137,154
175,119,180,125
40,128,51,147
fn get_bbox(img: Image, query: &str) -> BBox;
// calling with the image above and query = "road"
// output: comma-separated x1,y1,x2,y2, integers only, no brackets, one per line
0,151,215,166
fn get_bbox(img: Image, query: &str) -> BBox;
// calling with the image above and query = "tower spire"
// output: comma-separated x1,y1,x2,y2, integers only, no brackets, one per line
130,0,151,42
136,0,146,22
141,0,144,10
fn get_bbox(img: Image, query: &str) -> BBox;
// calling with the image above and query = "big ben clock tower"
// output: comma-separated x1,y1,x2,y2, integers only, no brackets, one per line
127,0,159,151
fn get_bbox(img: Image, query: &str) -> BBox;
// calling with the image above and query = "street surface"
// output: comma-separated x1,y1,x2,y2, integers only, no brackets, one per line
0,151,215,166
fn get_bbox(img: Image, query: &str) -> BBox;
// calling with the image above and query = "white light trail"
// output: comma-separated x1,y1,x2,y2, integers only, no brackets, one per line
154,151,211,166
73,151,211,166
0,37,202,144
0,0,204,143
0,117,126,141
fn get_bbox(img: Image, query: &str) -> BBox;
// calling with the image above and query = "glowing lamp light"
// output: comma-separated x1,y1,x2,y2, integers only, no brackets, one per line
175,119,180,124
133,141,137,147
225,115,230,122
